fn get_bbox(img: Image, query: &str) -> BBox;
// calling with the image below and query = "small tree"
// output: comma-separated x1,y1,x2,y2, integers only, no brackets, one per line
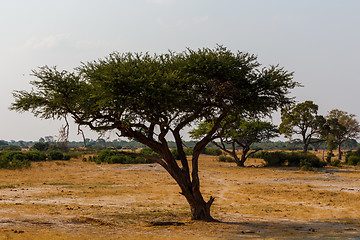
279,101,325,153
11,46,296,221
326,109,360,160
190,119,278,167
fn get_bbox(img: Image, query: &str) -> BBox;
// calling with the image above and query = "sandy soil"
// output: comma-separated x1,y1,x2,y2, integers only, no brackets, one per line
0,154,359,239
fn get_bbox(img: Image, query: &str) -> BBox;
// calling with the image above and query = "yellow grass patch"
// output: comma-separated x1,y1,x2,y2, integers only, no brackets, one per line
0,154,359,239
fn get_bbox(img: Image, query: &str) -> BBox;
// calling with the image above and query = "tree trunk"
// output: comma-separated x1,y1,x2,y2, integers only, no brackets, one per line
303,143,308,153
181,185,215,221
338,144,342,160
237,151,247,167
237,145,250,167
302,135,308,153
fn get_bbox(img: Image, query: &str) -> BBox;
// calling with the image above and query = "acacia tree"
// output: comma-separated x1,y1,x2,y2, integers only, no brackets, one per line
190,119,278,167
326,109,360,160
11,46,296,221
279,101,325,153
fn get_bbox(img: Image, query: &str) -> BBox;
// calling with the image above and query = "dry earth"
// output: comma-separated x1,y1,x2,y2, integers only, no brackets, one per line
0,154,359,239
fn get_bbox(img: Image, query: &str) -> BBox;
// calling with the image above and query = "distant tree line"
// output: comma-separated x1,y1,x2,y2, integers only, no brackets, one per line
0,138,358,152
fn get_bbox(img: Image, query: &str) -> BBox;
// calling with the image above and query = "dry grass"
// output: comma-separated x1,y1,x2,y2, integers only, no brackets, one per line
0,153,359,239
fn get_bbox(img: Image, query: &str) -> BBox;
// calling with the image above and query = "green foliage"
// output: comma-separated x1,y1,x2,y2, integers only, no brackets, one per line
299,159,314,171
0,151,31,169
170,148,193,160
32,142,50,152
202,147,222,156
93,150,154,164
26,151,47,162
3,145,22,151
326,151,334,163
345,149,360,165
280,101,325,153
218,155,235,162
191,119,279,166
330,159,341,167
325,110,360,160
347,155,360,166
139,148,160,158
48,150,65,160
171,149,180,160
252,151,325,168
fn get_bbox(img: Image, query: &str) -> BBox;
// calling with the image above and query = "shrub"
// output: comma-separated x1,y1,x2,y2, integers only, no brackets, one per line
347,155,360,166
252,151,325,168
27,151,47,162
0,151,31,169
95,150,153,164
330,159,342,167
48,151,64,160
171,148,193,160
171,149,180,160
4,145,22,151
218,156,235,162
326,152,334,163
32,142,50,152
345,149,360,165
252,151,287,166
139,148,160,159
300,159,314,171
184,148,193,156
203,147,222,156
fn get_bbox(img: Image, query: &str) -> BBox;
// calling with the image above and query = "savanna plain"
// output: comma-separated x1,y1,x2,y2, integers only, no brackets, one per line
0,153,359,239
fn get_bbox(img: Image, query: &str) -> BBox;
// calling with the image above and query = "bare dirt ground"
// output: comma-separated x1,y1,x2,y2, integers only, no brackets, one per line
0,154,359,239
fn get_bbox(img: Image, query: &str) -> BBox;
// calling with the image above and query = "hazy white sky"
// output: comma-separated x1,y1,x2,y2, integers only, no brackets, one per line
1,0,360,141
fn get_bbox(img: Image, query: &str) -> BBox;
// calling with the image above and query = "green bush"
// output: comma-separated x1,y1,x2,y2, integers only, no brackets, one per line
3,145,22,151
94,150,154,164
139,148,160,159
171,149,180,160
300,159,314,171
184,148,193,156
330,159,342,167
0,151,31,169
345,149,360,165
171,148,193,160
48,151,64,160
347,155,360,166
252,151,287,166
203,147,222,156
32,142,50,152
252,151,325,168
26,151,47,162
218,156,235,162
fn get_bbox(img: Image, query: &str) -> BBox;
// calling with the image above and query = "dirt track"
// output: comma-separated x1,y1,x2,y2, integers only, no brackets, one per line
0,155,359,239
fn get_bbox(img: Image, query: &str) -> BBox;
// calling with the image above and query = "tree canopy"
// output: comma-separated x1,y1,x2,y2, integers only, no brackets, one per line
279,101,325,153
190,119,278,166
325,109,360,159
11,46,297,221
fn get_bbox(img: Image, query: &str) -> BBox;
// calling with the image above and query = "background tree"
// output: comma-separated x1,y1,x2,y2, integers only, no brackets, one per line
279,101,325,153
326,109,360,160
11,46,296,221
190,119,278,167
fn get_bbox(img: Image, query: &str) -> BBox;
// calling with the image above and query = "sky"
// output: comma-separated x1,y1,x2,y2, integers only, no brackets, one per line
1,0,360,141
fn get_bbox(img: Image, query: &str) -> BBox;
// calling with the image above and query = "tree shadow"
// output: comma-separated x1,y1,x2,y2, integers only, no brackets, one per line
215,218,360,239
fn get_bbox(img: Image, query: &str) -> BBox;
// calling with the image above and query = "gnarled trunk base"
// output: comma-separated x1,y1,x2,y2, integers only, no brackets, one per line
181,187,216,221
189,197,215,221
